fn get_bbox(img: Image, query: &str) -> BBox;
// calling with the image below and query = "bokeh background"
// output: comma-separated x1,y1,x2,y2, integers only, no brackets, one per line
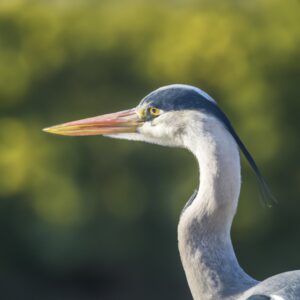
0,0,300,299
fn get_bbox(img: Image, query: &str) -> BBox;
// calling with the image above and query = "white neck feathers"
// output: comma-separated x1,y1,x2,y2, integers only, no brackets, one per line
178,115,257,300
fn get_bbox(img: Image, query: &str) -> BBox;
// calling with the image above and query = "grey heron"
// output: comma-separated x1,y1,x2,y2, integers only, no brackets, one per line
44,84,300,300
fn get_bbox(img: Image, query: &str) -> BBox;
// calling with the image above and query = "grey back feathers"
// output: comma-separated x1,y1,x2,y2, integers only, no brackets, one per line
141,84,275,206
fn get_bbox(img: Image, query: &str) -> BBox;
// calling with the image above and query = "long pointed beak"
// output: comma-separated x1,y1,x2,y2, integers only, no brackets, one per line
43,108,143,136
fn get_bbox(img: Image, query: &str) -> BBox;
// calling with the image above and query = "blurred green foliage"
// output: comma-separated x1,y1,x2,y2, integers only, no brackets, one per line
0,0,300,299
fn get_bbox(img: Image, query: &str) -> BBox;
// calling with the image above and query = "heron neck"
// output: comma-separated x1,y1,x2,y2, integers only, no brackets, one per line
178,123,257,300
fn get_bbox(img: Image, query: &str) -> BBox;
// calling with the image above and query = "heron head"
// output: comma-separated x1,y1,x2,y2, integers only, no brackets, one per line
43,83,275,205
43,84,220,148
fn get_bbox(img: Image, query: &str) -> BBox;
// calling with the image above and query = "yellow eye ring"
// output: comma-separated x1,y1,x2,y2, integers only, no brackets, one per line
149,107,160,116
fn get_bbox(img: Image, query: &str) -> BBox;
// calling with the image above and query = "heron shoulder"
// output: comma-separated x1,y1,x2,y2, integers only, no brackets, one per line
242,270,300,300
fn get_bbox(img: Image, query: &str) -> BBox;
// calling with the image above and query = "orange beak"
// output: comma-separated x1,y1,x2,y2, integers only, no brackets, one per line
43,108,143,136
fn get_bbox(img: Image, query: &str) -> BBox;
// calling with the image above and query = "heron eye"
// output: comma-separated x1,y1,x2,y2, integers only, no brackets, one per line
149,107,161,116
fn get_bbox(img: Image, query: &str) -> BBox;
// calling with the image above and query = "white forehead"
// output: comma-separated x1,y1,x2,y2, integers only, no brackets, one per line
154,84,217,104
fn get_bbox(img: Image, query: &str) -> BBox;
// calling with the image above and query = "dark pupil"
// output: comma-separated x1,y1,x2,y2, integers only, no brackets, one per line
151,108,157,113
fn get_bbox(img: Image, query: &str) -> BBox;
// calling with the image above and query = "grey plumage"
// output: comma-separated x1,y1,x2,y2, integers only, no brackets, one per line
243,271,300,299
141,85,300,300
